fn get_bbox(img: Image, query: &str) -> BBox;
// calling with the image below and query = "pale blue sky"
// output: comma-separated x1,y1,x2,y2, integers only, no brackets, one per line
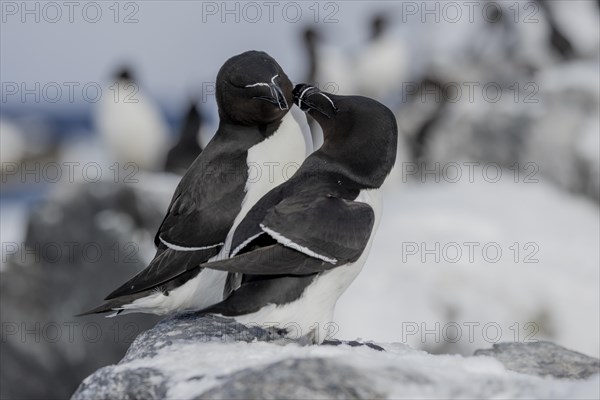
1,1,404,112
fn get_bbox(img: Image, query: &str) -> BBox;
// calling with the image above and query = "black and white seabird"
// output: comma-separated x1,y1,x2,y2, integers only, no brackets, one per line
354,13,408,103
94,66,170,171
300,27,356,94
407,77,448,166
0,118,26,169
535,0,576,61
165,101,204,175
81,51,312,316
197,85,398,343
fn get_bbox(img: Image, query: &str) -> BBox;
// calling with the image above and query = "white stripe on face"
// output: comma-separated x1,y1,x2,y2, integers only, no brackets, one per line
245,74,279,89
298,86,316,109
316,92,335,109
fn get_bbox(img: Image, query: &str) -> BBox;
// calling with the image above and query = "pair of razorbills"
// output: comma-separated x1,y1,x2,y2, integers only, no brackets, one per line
81,50,398,344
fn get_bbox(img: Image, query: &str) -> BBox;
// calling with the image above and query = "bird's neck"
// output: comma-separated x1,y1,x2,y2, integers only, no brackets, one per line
214,119,283,151
301,148,393,191
313,127,396,189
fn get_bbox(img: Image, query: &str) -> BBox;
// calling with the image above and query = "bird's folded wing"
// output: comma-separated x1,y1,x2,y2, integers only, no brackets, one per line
262,195,375,264
105,246,218,299
229,185,286,257
155,154,248,249
106,162,247,299
156,191,237,250
205,195,375,275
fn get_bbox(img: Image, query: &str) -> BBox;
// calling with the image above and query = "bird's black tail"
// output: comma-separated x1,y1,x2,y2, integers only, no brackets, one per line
74,288,159,317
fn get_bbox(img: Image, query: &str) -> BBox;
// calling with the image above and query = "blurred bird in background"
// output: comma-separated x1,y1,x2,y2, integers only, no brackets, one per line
0,118,26,169
164,100,204,175
94,67,171,172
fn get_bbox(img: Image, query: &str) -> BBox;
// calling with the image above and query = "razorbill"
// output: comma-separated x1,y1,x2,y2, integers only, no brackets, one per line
407,77,448,166
80,51,312,316
0,118,26,169
94,67,170,171
535,0,575,61
165,101,203,175
301,26,353,149
354,13,408,104
198,84,398,344
301,27,356,96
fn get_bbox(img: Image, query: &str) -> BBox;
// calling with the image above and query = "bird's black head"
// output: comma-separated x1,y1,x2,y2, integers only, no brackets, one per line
303,27,319,45
216,51,292,126
293,84,338,121
370,14,389,40
293,84,398,188
114,67,134,82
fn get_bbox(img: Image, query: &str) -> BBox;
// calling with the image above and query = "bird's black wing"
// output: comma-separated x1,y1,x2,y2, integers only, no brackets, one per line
205,193,375,275
106,152,248,299
228,184,287,257
156,152,247,248
262,194,375,265
104,245,218,300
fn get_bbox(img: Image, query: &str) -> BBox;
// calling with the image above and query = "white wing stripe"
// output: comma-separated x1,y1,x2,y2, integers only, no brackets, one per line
230,232,265,258
259,224,338,264
159,237,223,252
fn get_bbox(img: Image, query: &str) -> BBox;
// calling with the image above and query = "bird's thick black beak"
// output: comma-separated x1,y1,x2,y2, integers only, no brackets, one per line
292,84,337,119
254,82,289,111
270,82,289,110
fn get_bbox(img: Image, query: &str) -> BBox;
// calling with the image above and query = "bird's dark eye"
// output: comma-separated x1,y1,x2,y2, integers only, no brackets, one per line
227,75,251,89
227,80,245,89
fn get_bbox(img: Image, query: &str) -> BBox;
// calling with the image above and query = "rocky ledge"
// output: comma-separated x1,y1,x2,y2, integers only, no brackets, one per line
73,313,600,400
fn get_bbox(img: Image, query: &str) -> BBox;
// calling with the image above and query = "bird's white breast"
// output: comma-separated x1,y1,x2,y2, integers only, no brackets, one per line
233,188,383,343
122,108,312,314
229,105,312,246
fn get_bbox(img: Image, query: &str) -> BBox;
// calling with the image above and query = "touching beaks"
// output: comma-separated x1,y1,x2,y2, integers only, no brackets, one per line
292,84,337,119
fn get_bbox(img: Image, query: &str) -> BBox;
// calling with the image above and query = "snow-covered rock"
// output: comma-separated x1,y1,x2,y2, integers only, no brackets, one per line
72,314,600,400
0,182,167,399
475,342,600,380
